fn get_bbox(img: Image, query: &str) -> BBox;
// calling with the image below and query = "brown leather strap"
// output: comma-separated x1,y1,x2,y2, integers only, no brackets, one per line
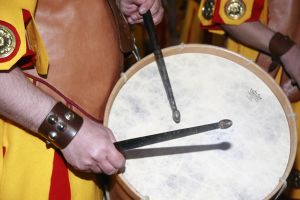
108,0,134,53
269,32,295,59
38,102,83,149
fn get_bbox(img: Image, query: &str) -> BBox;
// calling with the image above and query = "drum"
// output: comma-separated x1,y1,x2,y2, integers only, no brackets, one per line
104,44,297,200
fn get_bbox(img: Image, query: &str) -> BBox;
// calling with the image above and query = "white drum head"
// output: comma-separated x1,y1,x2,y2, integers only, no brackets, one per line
105,45,297,200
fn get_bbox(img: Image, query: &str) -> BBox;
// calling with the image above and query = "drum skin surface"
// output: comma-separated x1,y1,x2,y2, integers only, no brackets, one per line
104,44,297,200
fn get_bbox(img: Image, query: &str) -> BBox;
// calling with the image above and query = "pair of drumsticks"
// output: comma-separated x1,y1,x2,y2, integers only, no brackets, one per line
113,11,232,153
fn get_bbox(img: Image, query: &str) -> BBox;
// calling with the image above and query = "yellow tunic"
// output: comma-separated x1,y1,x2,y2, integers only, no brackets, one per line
0,1,102,199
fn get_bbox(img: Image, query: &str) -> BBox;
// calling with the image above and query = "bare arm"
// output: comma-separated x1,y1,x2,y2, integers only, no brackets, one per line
221,21,300,90
221,21,274,54
0,67,57,132
0,0,164,175
0,68,125,175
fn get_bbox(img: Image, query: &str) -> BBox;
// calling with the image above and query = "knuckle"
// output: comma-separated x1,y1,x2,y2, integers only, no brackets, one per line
106,169,117,175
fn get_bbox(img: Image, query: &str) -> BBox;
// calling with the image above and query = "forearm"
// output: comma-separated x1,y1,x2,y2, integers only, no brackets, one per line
222,21,300,98
0,67,125,174
221,21,275,54
0,67,57,132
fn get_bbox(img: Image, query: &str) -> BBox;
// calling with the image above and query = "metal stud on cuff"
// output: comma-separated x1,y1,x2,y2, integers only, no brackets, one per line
38,102,83,149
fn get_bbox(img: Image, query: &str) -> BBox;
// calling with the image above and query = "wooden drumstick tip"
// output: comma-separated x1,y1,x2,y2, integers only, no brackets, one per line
172,110,181,123
218,119,233,129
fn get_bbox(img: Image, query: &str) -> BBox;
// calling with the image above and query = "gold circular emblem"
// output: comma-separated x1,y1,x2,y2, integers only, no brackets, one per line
0,25,16,59
202,0,215,20
224,0,246,20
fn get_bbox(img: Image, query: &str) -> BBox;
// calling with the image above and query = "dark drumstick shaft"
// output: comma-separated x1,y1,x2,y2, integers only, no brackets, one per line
143,10,181,123
114,119,232,152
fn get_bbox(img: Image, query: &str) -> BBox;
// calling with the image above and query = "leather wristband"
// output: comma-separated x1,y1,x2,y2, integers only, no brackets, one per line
38,102,83,149
269,32,295,60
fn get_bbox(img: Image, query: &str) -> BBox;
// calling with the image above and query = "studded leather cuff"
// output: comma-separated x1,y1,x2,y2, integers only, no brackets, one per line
38,102,83,149
269,32,295,60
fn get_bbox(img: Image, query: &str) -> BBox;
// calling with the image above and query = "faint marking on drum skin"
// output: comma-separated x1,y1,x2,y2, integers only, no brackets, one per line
125,95,150,119
165,175,179,189
232,149,244,160
247,88,262,102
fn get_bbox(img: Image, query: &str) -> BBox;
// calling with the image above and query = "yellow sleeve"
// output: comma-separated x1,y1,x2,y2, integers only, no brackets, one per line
0,5,26,70
0,2,48,75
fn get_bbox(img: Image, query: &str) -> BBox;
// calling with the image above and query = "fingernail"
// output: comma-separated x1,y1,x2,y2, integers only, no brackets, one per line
128,18,133,24
139,8,146,14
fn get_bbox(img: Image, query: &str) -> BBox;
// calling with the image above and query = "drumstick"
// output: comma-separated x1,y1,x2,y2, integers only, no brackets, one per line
143,11,181,124
114,119,232,152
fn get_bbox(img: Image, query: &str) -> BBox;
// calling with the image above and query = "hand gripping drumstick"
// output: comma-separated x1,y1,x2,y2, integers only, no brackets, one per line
114,119,232,152
143,10,181,123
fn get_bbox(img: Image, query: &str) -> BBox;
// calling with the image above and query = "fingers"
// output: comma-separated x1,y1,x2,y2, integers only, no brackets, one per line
104,127,126,171
98,158,118,175
61,119,125,175
90,164,103,174
90,155,120,175
139,0,162,15
121,3,139,16
93,127,125,174
124,0,164,25
91,141,125,175
86,144,125,175
85,148,124,175
91,149,124,175
107,145,126,169
140,0,164,25
126,0,145,4
151,6,164,25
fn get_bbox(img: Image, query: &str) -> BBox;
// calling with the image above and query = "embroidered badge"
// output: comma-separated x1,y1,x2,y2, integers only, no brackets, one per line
0,24,16,59
224,0,246,20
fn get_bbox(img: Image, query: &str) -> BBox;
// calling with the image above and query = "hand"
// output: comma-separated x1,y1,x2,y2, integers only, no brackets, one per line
119,0,164,25
280,45,300,96
61,117,125,175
